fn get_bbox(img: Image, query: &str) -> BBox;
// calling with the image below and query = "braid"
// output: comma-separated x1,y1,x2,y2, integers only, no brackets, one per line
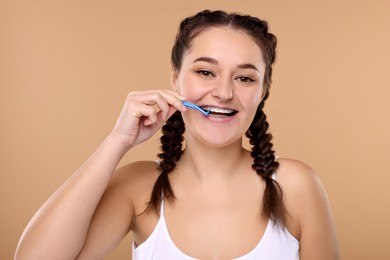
246,91,287,226
146,111,185,213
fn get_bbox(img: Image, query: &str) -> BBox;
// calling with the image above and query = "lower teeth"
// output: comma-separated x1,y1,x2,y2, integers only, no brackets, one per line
210,113,230,118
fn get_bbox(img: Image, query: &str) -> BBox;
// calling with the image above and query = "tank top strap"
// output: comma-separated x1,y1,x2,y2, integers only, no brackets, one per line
160,192,165,217
272,155,279,180
156,159,164,217
160,197,165,216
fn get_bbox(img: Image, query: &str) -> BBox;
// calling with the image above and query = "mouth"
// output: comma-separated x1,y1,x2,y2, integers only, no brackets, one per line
200,106,238,118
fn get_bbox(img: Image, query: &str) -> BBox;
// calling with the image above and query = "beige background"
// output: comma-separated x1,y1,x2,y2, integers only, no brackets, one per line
1,0,389,259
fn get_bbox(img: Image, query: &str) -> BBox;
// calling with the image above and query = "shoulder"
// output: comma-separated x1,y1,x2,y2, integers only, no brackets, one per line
114,160,160,182
275,158,329,216
275,158,323,194
275,158,339,258
111,160,160,191
274,159,323,226
108,160,160,213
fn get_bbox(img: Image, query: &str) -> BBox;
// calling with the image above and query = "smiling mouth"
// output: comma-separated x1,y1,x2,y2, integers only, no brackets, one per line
200,106,238,118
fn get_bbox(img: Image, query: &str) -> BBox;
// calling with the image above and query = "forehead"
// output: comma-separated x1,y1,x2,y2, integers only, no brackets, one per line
184,26,265,66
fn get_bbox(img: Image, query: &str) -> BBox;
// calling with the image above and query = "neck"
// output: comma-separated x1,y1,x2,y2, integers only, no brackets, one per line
178,138,252,182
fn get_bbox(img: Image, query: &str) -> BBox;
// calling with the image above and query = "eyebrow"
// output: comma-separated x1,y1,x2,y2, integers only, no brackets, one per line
193,56,218,65
192,56,259,72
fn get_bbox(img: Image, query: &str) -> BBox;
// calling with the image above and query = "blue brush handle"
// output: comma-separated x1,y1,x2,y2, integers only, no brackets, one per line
182,101,209,116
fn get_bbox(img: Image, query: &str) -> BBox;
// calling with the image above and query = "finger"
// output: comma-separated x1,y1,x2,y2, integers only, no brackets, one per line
135,90,186,120
151,96,171,121
128,103,158,126
157,89,187,113
126,90,187,125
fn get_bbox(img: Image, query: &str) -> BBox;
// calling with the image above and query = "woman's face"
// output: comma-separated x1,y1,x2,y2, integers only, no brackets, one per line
171,26,265,147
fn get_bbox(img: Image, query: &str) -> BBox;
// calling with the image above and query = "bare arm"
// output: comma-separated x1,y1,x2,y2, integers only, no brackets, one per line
15,90,186,260
15,136,128,260
75,160,159,259
279,159,340,260
297,170,340,260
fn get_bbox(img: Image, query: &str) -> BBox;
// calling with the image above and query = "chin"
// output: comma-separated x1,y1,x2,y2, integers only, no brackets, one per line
198,134,243,149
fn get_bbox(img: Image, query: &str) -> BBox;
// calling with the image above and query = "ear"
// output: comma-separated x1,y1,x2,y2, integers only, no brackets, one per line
170,69,179,91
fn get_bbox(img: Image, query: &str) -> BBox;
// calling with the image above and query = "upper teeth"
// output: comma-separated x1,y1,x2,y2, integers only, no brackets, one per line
201,106,236,113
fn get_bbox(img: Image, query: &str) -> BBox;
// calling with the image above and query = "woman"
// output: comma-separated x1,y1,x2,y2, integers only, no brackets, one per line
15,10,339,259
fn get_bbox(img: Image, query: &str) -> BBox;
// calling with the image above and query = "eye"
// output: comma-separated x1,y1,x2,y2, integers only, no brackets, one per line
196,69,215,78
236,76,256,83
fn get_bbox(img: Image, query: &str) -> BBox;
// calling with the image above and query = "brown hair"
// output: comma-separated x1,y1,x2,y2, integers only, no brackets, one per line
147,10,286,226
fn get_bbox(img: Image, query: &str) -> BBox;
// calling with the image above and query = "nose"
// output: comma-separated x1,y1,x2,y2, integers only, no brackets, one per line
210,78,234,101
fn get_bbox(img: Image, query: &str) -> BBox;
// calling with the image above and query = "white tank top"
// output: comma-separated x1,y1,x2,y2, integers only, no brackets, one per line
132,198,299,260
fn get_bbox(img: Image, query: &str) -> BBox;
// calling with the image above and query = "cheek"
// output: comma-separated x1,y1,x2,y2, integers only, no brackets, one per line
242,88,263,108
177,74,209,99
